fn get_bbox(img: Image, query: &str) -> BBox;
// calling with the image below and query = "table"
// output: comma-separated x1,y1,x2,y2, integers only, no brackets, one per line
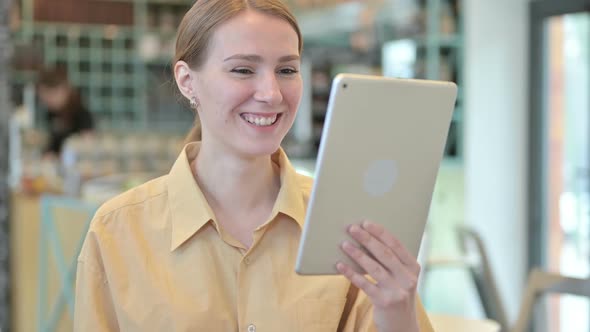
428,313,501,332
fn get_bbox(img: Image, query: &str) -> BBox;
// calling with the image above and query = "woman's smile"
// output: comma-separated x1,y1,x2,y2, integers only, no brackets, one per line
239,112,283,128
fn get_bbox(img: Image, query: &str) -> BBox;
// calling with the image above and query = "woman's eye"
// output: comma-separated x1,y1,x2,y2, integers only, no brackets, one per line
279,68,299,75
231,68,254,75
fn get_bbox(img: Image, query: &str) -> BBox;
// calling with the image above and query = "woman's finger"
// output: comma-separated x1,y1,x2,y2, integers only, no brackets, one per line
348,224,402,274
340,241,393,286
361,220,419,270
336,262,381,299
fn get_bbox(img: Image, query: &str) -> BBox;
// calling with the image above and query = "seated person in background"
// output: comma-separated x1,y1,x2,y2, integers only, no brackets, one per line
37,67,94,159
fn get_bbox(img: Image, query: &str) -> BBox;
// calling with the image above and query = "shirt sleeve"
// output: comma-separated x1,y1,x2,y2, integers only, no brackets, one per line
340,291,434,332
74,226,119,332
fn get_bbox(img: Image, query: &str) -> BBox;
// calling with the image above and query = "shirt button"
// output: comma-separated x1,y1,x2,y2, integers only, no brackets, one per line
247,324,256,332
244,257,252,265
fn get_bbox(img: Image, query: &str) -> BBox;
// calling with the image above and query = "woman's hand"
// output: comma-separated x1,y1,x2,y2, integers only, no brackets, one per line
336,220,421,332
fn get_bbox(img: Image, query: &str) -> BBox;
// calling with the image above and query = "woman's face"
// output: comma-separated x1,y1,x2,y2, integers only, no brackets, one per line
190,10,302,158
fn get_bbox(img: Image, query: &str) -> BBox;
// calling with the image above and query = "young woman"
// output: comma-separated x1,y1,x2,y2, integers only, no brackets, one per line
74,1,434,331
37,67,94,158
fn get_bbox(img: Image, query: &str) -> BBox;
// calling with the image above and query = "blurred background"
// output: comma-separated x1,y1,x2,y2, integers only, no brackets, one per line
0,0,589,331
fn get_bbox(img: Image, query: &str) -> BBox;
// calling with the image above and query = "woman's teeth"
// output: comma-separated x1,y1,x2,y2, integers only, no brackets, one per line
242,114,278,127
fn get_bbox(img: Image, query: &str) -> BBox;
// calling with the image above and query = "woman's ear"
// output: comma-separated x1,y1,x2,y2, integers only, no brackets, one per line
174,60,196,100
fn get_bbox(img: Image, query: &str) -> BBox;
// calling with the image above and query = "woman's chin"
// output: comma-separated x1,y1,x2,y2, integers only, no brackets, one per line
239,140,283,158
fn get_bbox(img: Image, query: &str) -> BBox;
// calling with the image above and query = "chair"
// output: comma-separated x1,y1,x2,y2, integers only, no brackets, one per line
510,268,590,332
422,226,509,331
428,313,501,332
38,195,98,332
457,227,509,330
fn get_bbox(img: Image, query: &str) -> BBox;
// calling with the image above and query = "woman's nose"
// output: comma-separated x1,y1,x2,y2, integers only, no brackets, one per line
254,73,283,106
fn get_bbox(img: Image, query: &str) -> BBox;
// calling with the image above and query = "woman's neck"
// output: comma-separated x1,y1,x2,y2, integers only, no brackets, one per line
192,142,280,219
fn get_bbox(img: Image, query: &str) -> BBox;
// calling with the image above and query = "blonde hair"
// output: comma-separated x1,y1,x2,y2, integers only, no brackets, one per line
176,0,303,143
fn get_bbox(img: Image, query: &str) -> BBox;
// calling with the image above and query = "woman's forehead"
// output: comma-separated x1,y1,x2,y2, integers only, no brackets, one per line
207,10,300,59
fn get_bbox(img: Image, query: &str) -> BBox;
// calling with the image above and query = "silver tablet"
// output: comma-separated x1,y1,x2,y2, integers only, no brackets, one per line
295,74,457,275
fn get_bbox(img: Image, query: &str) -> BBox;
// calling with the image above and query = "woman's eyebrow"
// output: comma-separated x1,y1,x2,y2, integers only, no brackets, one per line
223,54,300,63
277,55,300,62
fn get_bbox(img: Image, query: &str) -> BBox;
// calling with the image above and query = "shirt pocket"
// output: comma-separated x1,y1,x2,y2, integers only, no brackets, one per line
297,298,346,332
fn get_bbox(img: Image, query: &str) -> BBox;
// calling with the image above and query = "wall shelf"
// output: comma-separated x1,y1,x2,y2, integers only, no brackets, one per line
10,0,464,159
302,0,464,160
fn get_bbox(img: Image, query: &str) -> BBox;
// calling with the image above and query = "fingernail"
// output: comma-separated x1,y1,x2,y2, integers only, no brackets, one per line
349,224,360,233
341,241,353,250
362,220,371,229
336,262,345,271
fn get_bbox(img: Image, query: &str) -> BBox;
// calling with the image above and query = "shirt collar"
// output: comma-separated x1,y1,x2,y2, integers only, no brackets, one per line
167,142,307,251
270,145,307,229
167,142,215,251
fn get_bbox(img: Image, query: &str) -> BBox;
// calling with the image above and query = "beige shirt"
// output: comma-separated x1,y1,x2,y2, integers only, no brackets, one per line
74,142,434,332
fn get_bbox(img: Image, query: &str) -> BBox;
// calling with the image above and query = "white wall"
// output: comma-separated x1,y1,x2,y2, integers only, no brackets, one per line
464,0,529,322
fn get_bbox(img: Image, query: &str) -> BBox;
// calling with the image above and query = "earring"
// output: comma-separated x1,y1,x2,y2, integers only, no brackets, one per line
189,96,199,109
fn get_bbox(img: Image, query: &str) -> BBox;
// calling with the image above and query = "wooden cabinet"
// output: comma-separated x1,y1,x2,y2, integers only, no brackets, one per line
10,193,93,332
